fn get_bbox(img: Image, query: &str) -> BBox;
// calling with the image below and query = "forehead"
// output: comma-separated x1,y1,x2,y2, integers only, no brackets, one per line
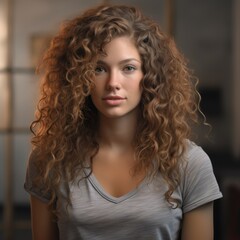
97,36,141,61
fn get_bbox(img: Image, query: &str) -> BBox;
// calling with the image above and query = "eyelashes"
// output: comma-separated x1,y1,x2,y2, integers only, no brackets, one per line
95,66,106,74
123,65,137,72
95,65,137,74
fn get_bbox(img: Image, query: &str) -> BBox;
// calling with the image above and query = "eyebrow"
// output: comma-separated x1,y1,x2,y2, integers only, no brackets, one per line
96,58,142,65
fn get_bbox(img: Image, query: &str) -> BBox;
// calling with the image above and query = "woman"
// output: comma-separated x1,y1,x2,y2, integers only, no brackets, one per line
25,4,222,240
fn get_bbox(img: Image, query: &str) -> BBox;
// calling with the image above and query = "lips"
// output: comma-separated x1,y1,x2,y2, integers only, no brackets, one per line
102,95,125,100
102,95,126,106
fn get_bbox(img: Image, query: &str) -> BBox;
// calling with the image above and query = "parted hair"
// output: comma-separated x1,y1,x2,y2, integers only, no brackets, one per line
31,4,201,211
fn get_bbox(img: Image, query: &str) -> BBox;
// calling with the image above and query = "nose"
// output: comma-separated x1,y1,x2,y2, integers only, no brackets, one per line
106,70,120,91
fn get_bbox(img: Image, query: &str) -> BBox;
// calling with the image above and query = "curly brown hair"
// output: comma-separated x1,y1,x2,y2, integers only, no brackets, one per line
31,4,200,211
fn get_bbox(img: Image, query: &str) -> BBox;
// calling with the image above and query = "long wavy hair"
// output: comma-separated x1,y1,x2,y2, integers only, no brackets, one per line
31,4,201,211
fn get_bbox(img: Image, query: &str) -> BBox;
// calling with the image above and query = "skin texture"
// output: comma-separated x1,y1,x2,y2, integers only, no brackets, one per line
30,35,215,240
91,36,143,119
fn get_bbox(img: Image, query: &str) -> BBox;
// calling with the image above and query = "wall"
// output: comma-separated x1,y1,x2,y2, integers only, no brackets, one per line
233,0,240,158
175,0,233,152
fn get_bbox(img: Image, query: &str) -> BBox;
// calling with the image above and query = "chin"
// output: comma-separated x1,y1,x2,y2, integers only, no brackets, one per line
101,112,126,119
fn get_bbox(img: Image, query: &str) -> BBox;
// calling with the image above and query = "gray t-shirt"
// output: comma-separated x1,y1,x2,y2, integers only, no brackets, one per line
24,142,222,240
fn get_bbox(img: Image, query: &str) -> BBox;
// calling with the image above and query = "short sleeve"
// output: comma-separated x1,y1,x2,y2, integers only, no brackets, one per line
24,149,51,203
181,143,223,213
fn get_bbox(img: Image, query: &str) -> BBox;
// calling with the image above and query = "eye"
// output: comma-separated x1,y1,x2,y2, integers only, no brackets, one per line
95,66,106,74
123,65,136,72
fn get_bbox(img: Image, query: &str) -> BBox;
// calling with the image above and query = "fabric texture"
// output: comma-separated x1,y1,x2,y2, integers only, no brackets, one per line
24,141,222,240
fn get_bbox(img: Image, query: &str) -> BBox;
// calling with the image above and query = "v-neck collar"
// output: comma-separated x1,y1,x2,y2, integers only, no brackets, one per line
83,168,147,204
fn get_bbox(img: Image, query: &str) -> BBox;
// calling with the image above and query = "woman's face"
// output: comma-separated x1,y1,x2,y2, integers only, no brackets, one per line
91,36,143,119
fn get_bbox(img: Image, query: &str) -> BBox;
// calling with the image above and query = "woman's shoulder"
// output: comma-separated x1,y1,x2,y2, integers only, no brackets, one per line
27,147,46,166
24,148,52,203
179,140,223,213
26,148,42,174
179,140,216,179
183,140,211,167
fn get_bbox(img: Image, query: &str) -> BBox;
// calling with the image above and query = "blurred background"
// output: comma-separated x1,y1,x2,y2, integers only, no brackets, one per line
0,0,239,239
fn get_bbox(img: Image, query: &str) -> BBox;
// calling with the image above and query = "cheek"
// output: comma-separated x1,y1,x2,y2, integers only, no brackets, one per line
90,83,102,96
128,80,142,94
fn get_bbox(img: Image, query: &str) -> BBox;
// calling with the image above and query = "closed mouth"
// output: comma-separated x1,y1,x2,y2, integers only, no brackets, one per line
102,96,125,100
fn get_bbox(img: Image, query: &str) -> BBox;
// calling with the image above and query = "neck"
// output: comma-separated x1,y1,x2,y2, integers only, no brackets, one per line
97,112,139,151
